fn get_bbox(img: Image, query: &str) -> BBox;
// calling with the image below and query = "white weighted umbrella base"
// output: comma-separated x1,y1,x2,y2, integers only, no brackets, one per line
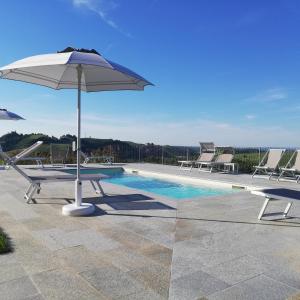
62,203,95,216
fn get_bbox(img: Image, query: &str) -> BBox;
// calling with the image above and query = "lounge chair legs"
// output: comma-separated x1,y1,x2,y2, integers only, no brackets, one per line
258,197,270,220
90,180,105,196
268,172,274,180
258,197,293,220
24,183,38,204
283,202,293,218
252,169,258,178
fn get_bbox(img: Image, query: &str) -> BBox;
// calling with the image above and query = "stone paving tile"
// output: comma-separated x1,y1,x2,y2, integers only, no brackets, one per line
117,288,165,300
203,255,266,285
100,226,157,251
32,269,106,300
97,246,154,272
0,276,40,300
208,275,300,300
30,228,66,250
140,243,173,267
21,217,62,232
80,266,145,299
15,237,62,275
60,228,121,251
142,228,174,249
0,261,27,283
170,255,205,280
128,263,171,299
0,193,39,220
264,266,300,291
172,239,242,268
54,245,110,273
175,219,213,242
169,269,230,300
24,294,45,300
31,228,121,252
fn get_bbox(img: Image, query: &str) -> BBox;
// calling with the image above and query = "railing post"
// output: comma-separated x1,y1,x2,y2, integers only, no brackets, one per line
186,147,189,161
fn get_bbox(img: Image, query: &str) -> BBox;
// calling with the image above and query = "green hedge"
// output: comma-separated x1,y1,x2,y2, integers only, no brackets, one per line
0,228,12,254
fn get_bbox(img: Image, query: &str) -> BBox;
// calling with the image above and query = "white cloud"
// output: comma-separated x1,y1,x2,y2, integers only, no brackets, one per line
245,114,256,120
244,88,288,103
71,0,132,37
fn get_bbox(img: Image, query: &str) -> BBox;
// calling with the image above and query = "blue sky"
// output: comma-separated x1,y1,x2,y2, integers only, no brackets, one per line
0,0,300,146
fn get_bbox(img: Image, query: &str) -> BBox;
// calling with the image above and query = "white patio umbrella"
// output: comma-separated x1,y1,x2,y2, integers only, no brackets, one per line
0,47,152,216
0,108,24,120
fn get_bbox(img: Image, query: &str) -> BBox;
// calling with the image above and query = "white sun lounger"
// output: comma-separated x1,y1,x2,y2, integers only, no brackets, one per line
80,151,113,164
278,150,300,182
197,153,234,173
179,152,215,171
251,188,299,220
0,143,106,203
3,141,45,168
178,142,215,171
252,149,285,180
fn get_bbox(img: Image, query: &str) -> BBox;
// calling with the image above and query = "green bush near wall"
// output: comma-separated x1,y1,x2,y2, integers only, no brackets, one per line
0,228,12,254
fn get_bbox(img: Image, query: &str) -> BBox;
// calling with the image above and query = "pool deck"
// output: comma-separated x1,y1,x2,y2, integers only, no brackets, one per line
0,163,299,300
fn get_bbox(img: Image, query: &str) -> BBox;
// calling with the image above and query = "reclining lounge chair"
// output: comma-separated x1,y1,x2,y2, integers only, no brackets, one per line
252,149,285,180
81,151,114,165
278,150,300,183
3,141,46,168
198,153,234,173
0,142,106,203
179,152,215,171
178,142,215,171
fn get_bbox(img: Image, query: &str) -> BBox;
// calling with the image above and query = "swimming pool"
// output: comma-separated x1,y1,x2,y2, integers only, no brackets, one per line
64,168,236,200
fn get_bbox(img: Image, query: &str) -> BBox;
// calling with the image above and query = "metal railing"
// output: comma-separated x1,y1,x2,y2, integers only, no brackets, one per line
3,142,297,174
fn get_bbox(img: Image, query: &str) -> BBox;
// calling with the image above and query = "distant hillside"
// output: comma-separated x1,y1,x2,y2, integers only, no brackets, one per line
0,131,199,164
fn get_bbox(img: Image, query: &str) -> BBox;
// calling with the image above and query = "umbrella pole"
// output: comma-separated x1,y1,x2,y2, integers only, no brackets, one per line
62,64,94,215
75,64,82,207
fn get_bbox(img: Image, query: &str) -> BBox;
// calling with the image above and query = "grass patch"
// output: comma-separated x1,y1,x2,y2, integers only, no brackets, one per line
0,228,13,254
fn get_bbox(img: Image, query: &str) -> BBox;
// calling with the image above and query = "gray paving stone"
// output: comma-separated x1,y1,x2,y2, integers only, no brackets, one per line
0,193,38,220
32,269,106,300
0,261,27,283
98,247,153,272
32,228,121,252
208,275,299,300
170,255,205,280
30,228,66,250
203,255,266,285
140,243,173,267
80,266,145,299
169,270,229,300
0,276,39,300
264,265,300,290
128,263,170,298
24,294,45,300
116,289,165,300
142,228,174,249
54,245,109,273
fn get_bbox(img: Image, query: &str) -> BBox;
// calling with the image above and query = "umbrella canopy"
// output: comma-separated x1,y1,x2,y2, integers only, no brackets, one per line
0,108,24,120
0,47,152,91
0,47,152,216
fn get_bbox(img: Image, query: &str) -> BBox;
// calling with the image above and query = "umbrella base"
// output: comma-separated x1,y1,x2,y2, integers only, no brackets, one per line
62,203,95,216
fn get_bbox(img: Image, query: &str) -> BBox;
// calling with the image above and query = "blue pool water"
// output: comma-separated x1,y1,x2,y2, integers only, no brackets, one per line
64,168,235,200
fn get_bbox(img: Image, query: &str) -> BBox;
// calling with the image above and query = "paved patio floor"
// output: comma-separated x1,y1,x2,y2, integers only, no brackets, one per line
0,163,299,300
